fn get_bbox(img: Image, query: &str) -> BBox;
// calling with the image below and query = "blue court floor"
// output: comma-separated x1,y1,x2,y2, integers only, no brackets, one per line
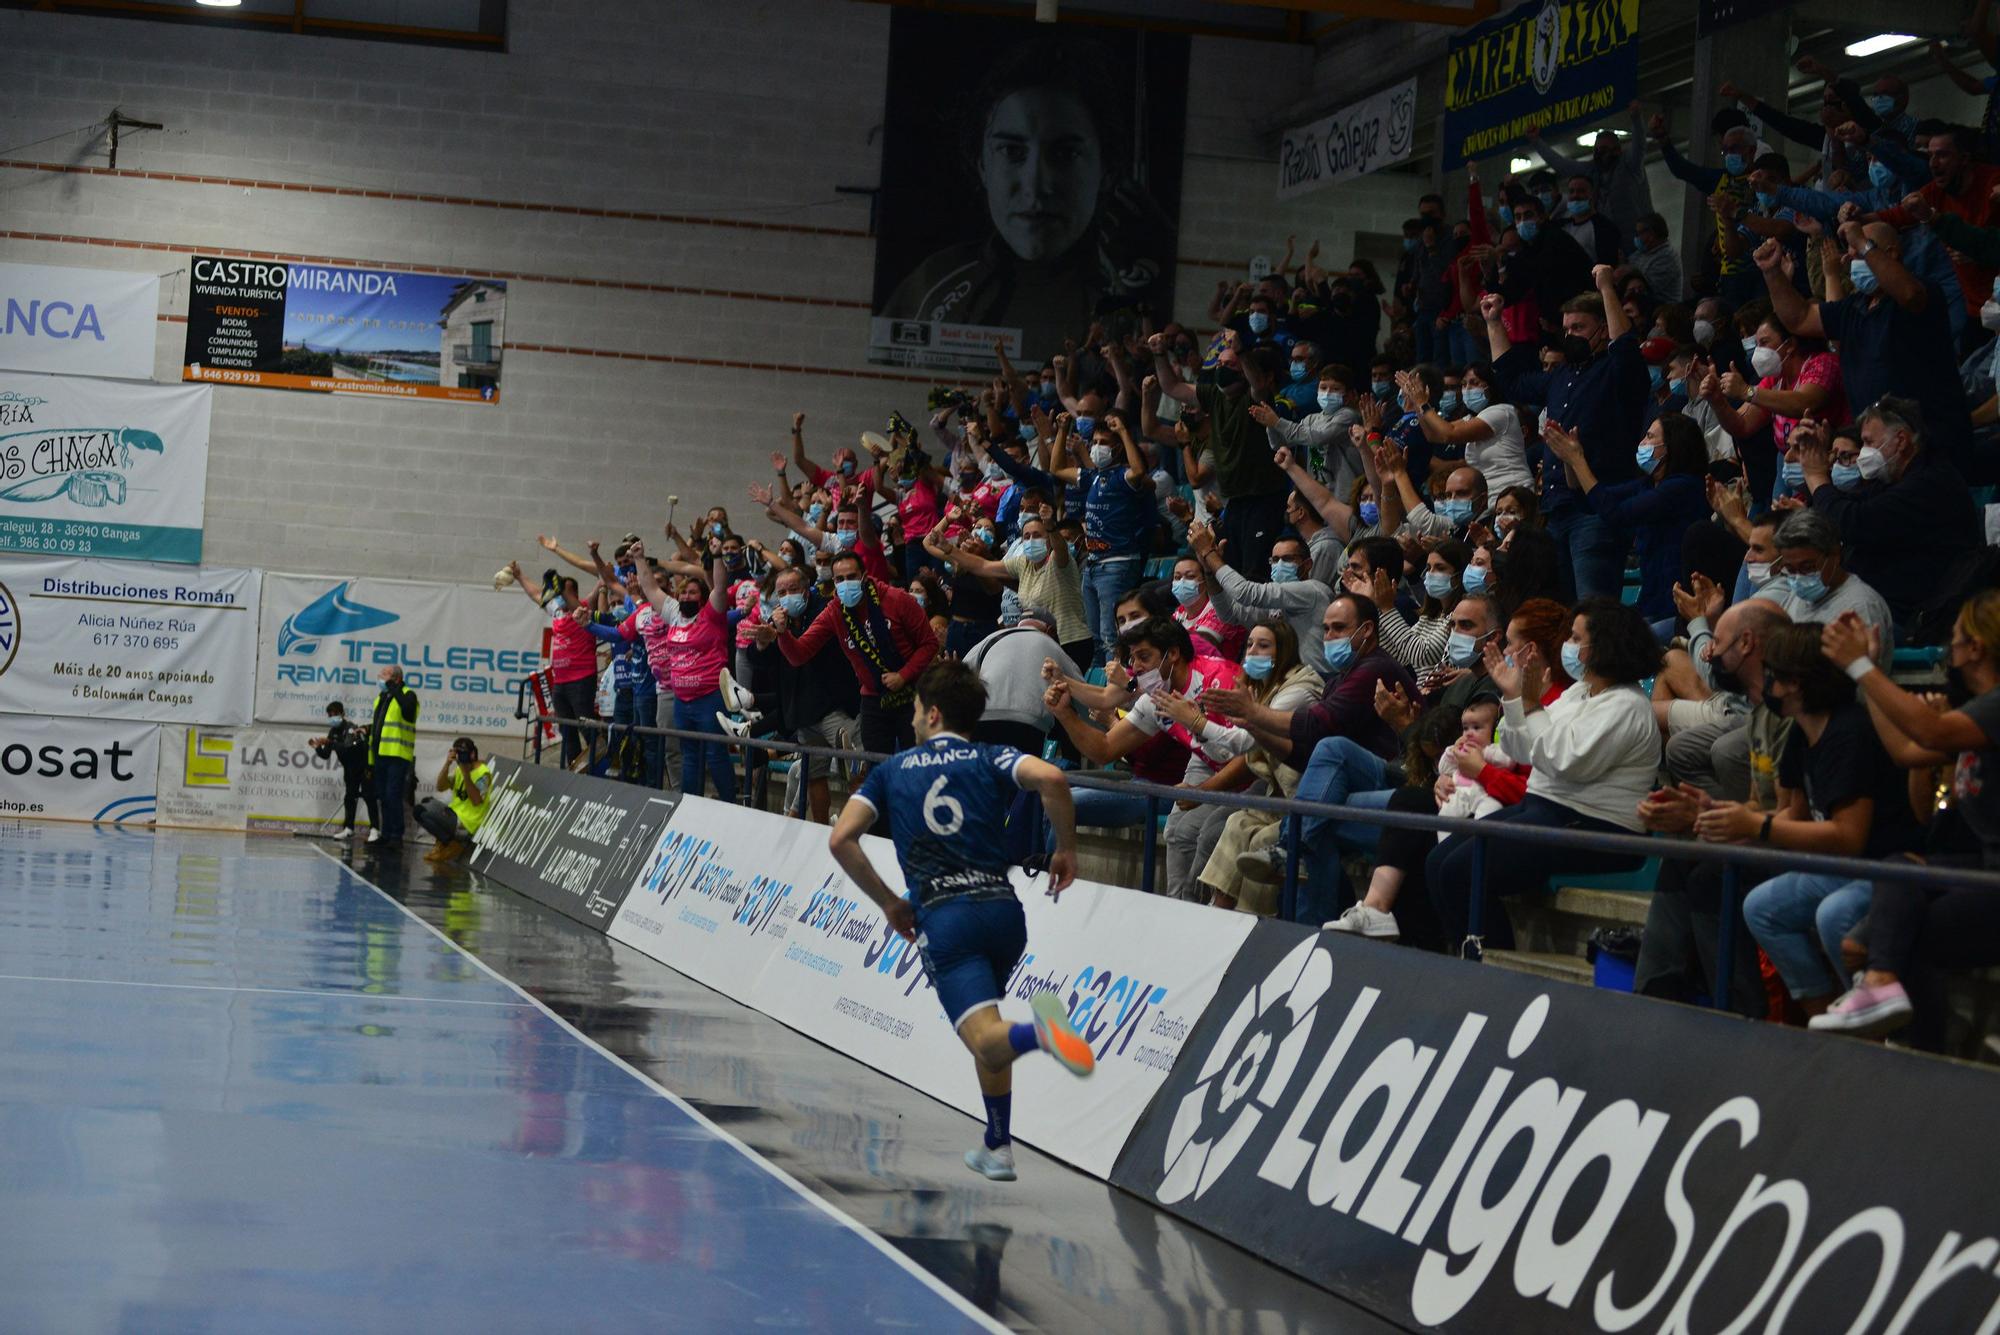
0,823,996,1333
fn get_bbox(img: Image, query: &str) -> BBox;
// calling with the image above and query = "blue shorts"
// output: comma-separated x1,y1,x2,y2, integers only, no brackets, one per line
915,897,1027,1030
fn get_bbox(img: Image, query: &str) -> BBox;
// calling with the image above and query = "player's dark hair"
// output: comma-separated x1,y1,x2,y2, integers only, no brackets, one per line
1118,615,1194,664
915,660,988,734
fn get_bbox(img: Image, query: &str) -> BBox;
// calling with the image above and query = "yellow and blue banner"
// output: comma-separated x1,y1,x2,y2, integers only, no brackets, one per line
1443,0,1642,169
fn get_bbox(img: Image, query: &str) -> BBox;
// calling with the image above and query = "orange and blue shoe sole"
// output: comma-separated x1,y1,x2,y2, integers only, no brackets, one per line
1031,991,1095,1077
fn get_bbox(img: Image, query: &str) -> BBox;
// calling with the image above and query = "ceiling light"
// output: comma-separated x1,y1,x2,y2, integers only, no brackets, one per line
1843,33,1918,57
1510,157,1535,174
196,0,243,7
1575,130,1625,147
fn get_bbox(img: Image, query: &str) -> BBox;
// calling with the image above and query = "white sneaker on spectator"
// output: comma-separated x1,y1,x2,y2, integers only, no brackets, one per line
1235,846,1286,884
331,828,351,842
716,712,754,739
717,668,753,715
366,829,381,845
1325,903,1400,939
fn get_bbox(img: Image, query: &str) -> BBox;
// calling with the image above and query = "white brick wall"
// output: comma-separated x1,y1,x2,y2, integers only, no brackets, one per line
0,4,1433,585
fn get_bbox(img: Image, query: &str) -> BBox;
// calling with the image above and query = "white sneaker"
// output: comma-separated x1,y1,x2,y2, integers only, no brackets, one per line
963,1144,1017,1181
716,712,752,739
1325,903,1400,939
332,828,351,842
717,668,753,715
366,829,382,845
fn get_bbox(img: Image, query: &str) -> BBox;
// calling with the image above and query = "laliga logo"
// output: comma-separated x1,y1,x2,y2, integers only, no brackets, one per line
1158,933,1330,1203
278,581,398,656
0,579,19,680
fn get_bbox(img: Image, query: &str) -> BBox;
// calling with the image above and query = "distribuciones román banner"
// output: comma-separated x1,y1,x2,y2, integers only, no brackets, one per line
0,263,161,382
1441,0,1641,169
0,372,211,564
182,256,505,405
0,713,158,824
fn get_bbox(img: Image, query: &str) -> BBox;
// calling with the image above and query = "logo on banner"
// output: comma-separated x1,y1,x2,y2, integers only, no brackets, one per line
4,299,105,343
0,579,18,679
0,423,164,510
1531,0,1564,93
277,581,399,656
181,728,233,787
1385,85,1416,159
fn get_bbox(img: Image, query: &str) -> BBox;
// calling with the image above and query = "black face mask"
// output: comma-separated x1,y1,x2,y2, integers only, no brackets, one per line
1562,335,1596,365
1213,365,1245,391
1709,662,1745,696
678,598,703,617
1947,665,1974,707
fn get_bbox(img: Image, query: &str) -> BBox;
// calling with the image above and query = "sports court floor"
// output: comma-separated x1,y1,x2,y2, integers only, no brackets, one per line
0,822,1393,1333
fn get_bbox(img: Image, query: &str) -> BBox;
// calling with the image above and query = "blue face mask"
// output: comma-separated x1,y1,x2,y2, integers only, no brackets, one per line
1831,462,1864,490
1723,152,1748,175
1462,564,1490,595
1323,636,1355,672
1269,560,1299,584
1782,459,1806,488
1371,379,1394,399
1403,236,1420,251
1074,416,1096,441
1021,538,1048,563
840,459,857,477
1561,640,1587,681
1537,190,1557,212
1462,386,1490,413
1868,160,1897,193
834,578,865,608
779,592,808,618
1788,569,1830,605
1755,191,1778,212
1636,444,1659,473
1290,362,1311,383
1019,423,1038,443
1445,631,1481,667
1566,198,1589,217
1867,93,1897,117
1516,220,1540,242
1171,577,1201,606
1248,312,1271,334
1358,501,1381,527
1437,498,1475,525
1498,204,1514,226
1423,571,1455,600
1318,389,1344,414
1849,259,1879,295
1440,391,1461,415
806,504,825,524
1241,654,1275,681
1648,365,1665,390
709,522,724,537
1667,378,1686,401
834,527,858,549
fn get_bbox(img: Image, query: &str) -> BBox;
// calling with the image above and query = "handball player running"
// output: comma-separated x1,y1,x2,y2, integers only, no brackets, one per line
828,660,1095,1182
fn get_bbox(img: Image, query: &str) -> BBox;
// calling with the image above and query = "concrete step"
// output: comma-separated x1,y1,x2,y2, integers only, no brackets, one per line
1551,886,1650,926
1506,885,1651,958
1484,949,1596,987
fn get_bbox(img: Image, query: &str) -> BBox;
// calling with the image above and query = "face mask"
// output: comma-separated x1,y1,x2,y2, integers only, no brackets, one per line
910,587,928,609
547,595,566,613
1983,300,2000,334
1241,654,1274,681
1135,667,1165,695
779,592,808,618
1667,378,1686,401
1723,152,1748,175
1462,386,1490,414
1866,159,1897,193
1537,190,1557,212
1318,389,1344,414
1089,444,1115,469
834,527,858,549
1498,204,1515,226
708,523,724,537
678,597,704,617
1462,564,1490,595
1788,569,1830,605
1445,631,1481,667
1358,501,1380,527
1749,345,1783,379
1782,459,1806,487
1019,423,1038,443
1636,444,1659,473
1648,365,1665,390
806,504,825,525
1021,538,1049,563
1171,577,1201,607
1709,653,1745,695
1566,198,1589,217
1370,378,1394,399
983,460,1005,481
1867,93,1896,117
1831,462,1864,490
1323,636,1355,672
1422,570,1455,600
1562,334,1595,364
1039,379,1057,399
1437,498,1475,525
1754,191,1778,212
1561,640,1587,681
1269,560,1299,583
1849,258,1879,296
1117,615,1146,635
1290,362,1311,383
1247,312,1271,334
1496,510,1518,532
1516,220,1540,242
1857,443,1890,480
1746,560,1772,586
834,578,865,608
1693,318,1715,347
1440,390,1461,415
840,459,857,477
1403,236,1421,252
1214,365,1244,390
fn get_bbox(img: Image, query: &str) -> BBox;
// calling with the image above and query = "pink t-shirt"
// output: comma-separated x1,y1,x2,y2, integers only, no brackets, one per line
894,474,943,542
1176,600,1247,663
732,580,764,649
622,604,674,688
661,601,729,701
1766,351,1847,449
548,606,598,685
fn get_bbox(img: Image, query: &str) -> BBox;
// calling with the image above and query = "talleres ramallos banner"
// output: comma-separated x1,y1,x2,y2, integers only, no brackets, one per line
1442,0,1641,169
257,573,545,736
0,371,212,564
0,712,158,825
0,262,161,382
0,556,257,726
183,256,506,405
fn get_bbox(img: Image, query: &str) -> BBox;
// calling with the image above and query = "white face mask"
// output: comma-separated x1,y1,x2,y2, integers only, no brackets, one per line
1692,318,1715,347
1857,443,1891,481
1746,560,1773,585
1135,667,1165,694
1748,345,1783,380
1981,299,2000,333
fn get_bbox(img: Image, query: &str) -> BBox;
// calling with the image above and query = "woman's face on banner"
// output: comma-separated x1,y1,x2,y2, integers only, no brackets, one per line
979,85,1103,263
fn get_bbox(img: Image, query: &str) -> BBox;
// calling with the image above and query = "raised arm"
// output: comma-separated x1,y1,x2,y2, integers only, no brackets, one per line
1593,264,1630,342
505,560,545,610
537,534,596,576
788,410,824,480
1844,217,1925,313
1111,412,1152,487
1274,445,1353,536
1146,333,1199,405
1756,239,1824,340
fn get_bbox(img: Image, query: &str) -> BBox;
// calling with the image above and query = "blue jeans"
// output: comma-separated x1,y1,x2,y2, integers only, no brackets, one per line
673,690,737,801
1291,737,1398,923
1545,504,1624,602
1081,556,1146,666
1048,785,1158,851
1426,795,1643,952
1446,320,1481,368
615,686,664,788
374,755,411,840
1742,872,1872,999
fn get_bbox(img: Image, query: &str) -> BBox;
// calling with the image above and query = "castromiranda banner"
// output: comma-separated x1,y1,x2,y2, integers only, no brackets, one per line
0,712,158,824
1277,79,1417,202
606,794,1252,1178
1442,0,1641,170
257,573,544,735
0,263,161,382
469,756,679,928
1111,920,2000,1332
182,256,505,405
0,372,211,564
0,557,257,726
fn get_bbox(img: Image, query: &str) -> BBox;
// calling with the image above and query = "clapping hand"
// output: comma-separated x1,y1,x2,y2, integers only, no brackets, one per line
1671,571,1725,625
1821,611,1873,669
1154,691,1208,731
1374,679,1418,730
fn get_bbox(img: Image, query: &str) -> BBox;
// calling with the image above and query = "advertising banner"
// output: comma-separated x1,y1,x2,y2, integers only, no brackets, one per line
1111,920,2000,1332
0,263,161,382
0,371,211,563
468,756,679,928
867,10,1188,371
0,712,158,824
608,794,1251,1177
256,573,544,735
182,256,505,405
1442,0,1641,169
1277,79,1418,202
0,557,257,725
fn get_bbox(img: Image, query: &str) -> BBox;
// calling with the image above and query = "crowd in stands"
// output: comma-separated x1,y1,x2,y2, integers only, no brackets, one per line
521,36,2000,1055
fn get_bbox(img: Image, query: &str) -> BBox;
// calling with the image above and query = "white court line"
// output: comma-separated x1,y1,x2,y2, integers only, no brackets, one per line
313,845,1009,1335
0,972,532,1008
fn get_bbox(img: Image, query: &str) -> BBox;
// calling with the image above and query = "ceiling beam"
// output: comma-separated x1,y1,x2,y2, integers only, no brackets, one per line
1208,0,1502,26
9,0,503,46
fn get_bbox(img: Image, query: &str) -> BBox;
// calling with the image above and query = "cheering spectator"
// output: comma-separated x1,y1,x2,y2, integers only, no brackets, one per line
942,513,1092,668
773,549,937,759
1168,554,1246,661
1190,519,1332,673
1408,361,1534,494
1526,104,1655,238
1630,211,1685,303
628,546,739,801
510,568,600,770
1251,364,1362,494
1557,175,1624,266
1542,412,1709,630
1650,108,1759,304
1149,332,1292,577
1759,509,1894,649
1492,194,1595,337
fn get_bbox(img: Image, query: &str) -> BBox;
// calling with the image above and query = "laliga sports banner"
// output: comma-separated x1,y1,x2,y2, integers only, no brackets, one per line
469,756,680,928
608,794,1253,1178
1110,920,2000,1332
0,371,212,564
183,256,505,405
1442,0,1641,169
257,573,544,735
1277,78,1417,202
0,712,158,824
0,263,161,381
0,557,257,725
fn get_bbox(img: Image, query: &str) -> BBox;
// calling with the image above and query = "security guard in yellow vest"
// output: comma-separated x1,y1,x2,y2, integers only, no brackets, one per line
368,665,419,846
416,736,492,864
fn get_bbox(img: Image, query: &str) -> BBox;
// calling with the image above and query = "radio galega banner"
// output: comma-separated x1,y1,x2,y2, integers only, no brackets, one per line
256,573,544,735
0,263,161,381
1277,79,1417,201
0,713,158,824
1442,0,1641,169
0,372,211,564
0,557,257,725
1111,920,2000,1332
182,256,506,405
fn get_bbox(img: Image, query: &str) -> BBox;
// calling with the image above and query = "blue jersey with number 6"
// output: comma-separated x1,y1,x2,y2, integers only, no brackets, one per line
850,733,1026,911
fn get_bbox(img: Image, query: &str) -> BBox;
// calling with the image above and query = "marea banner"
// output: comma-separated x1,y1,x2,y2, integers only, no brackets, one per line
0,713,158,825
182,256,505,405
1110,919,2000,1333
0,263,161,382
1441,0,1640,170
0,557,257,726
1277,79,1418,202
256,573,545,736
0,371,211,564
467,756,680,928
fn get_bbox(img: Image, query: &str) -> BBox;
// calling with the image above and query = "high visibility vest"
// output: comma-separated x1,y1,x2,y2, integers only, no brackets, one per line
448,761,493,836
376,689,417,761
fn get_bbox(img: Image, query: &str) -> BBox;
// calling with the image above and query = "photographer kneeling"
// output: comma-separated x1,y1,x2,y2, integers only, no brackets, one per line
415,738,493,864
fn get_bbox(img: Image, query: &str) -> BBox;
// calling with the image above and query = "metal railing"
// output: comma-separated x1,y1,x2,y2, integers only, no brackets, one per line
517,703,2000,1014
453,343,501,366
